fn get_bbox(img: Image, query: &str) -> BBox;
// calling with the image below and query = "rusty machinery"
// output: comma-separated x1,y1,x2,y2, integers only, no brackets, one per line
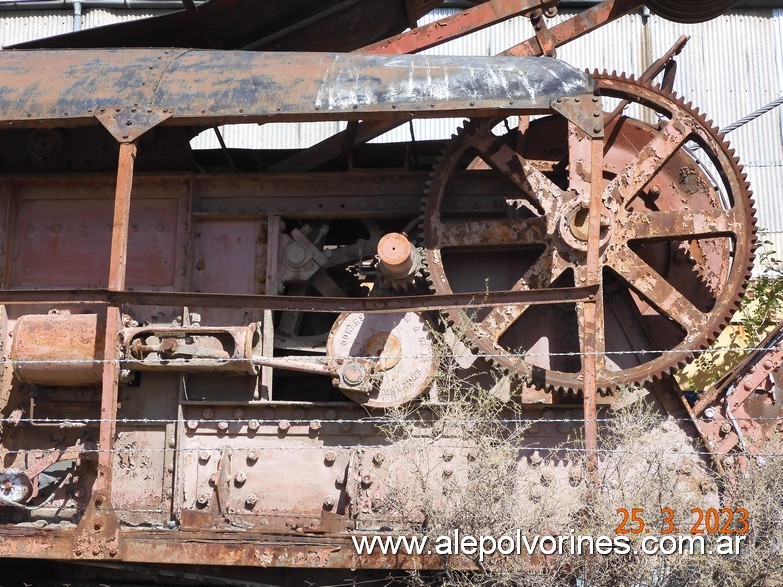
0,0,769,574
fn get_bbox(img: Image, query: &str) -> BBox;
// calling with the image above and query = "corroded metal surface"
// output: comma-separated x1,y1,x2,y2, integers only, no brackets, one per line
0,51,595,138
424,73,756,393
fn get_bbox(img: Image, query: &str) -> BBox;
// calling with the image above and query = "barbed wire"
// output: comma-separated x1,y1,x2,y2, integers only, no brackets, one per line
1,414,783,426
0,444,779,458
2,341,781,364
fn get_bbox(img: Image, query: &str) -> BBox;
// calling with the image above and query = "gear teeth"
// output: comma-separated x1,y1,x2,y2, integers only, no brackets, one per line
422,71,756,397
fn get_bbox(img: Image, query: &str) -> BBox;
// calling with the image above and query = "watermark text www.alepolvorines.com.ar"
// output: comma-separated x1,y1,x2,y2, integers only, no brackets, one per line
352,530,748,562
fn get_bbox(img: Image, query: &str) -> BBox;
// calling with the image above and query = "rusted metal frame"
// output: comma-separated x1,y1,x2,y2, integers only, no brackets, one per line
260,215,281,402
0,284,598,312
357,0,552,54
72,142,137,561
272,0,636,173
568,112,605,473
502,0,644,57
606,34,689,126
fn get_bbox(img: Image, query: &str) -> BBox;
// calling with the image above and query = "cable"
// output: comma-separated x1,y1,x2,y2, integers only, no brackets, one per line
721,95,783,135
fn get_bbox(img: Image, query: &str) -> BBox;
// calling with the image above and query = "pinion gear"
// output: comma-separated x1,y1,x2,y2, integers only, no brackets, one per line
423,72,757,393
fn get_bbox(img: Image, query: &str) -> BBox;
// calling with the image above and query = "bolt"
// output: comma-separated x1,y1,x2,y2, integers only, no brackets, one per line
325,450,337,464
361,474,373,488
703,407,716,421
235,471,247,485
74,547,83,556
278,419,291,432
310,419,322,432
442,450,454,462
246,494,258,508
167,520,177,529
109,547,118,557
372,452,385,466
202,408,214,420
569,467,583,486
594,125,602,134
443,467,454,477
721,423,733,434
323,495,336,510
93,546,101,556
217,421,229,432
247,451,259,464
197,493,210,507
248,419,260,432
186,420,198,431
649,185,661,198
199,450,210,462
94,522,102,531
530,451,543,466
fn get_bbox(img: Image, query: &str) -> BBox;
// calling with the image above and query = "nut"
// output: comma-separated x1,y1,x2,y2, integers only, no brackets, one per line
247,450,259,464
309,419,322,432
325,450,337,464
361,474,373,488
372,452,385,466
278,419,291,432
199,450,210,462
703,407,716,420
248,419,260,432
323,495,336,510
235,471,247,485
441,450,454,462
186,420,198,431
529,450,543,466
217,421,229,432
197,492,210,507
245,494,258,508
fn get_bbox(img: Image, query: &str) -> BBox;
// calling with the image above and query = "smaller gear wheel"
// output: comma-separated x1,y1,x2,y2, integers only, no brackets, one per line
327,312,437,408
645,0,736,23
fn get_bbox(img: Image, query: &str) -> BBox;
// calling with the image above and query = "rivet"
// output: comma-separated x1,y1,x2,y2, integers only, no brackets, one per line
202,408,214,419
325,409,337,420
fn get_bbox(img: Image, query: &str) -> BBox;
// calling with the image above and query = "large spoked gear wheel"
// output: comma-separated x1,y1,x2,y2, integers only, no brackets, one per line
423,72,757,393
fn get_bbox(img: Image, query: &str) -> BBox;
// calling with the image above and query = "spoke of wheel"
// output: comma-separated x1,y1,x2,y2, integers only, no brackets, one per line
610,247,706,336
473,133,561,216
478,248,569,341
430,215,549,249
624,208,739,241
604,114,692,206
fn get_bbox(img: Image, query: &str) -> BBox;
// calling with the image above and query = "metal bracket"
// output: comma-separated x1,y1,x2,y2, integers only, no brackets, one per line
95,107,173,143
72,491,124,560
551,95,604,138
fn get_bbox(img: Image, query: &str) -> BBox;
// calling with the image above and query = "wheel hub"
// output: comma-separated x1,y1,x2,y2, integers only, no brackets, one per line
557,198,613,254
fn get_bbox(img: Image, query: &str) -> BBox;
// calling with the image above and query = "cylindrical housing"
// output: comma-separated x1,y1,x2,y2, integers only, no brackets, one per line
645,0,735,23
11,313,103,386
377,232,416,280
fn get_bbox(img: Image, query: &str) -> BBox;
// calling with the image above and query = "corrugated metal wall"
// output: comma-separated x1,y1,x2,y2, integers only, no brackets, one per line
1,5,781,260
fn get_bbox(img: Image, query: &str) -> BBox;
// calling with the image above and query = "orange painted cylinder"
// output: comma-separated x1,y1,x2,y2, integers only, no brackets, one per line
377,232,415,279
11,313,103,386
